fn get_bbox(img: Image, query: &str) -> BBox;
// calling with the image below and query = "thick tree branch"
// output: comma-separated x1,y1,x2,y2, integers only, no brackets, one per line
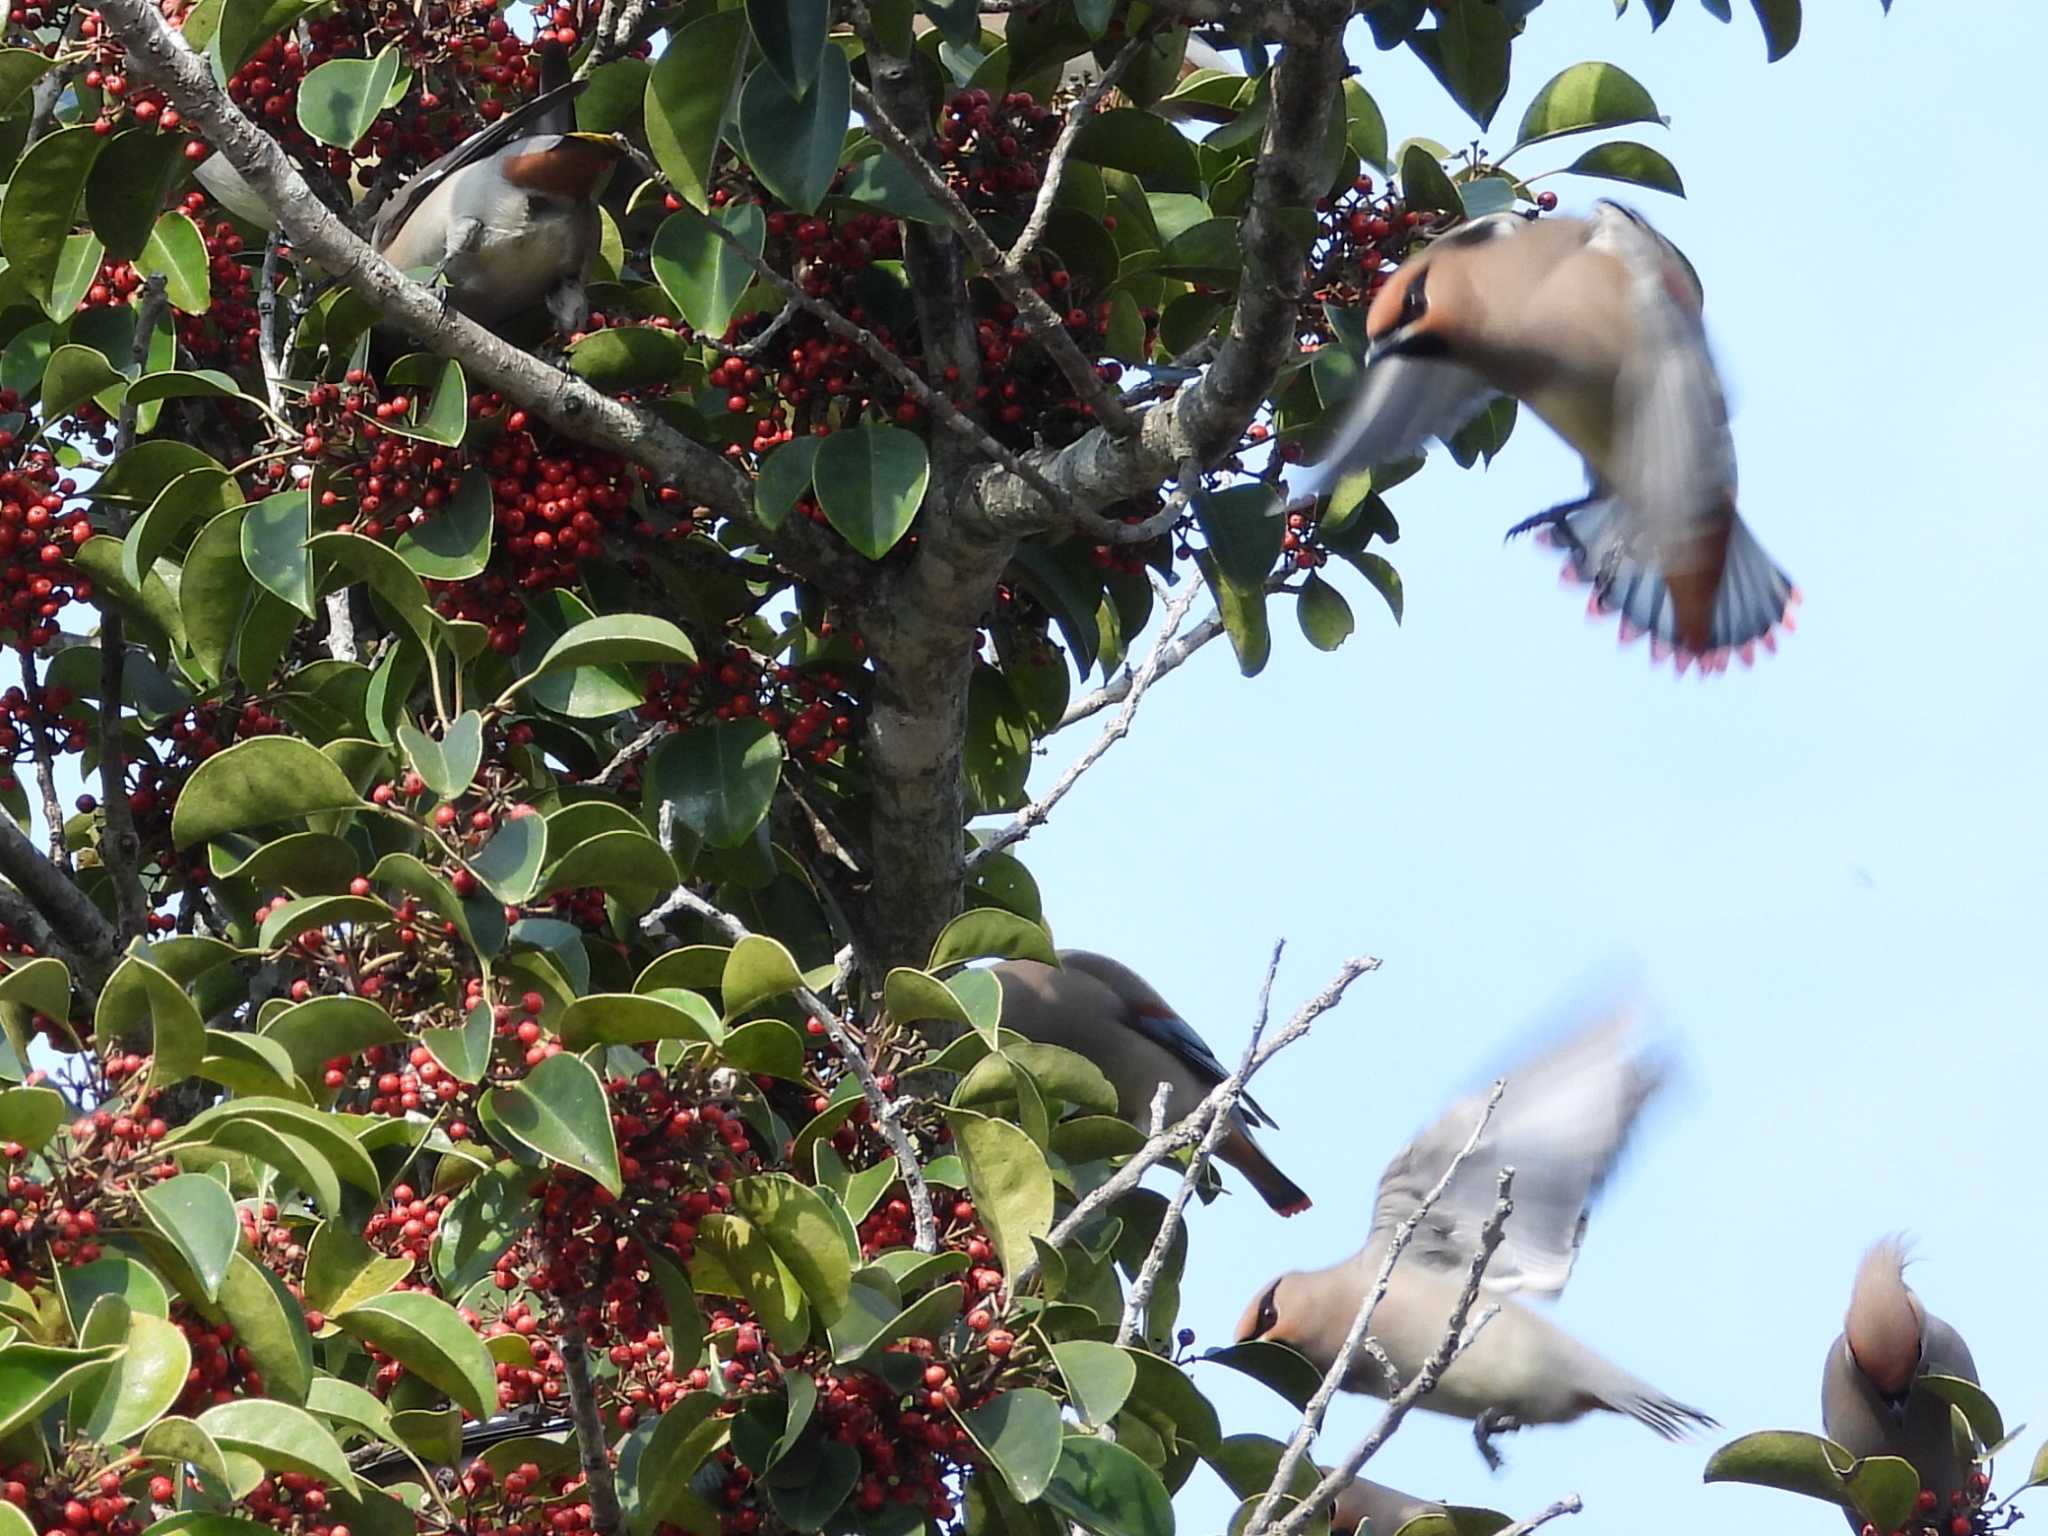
0,813,121,987
559,1328,624,1536
90,0,865,601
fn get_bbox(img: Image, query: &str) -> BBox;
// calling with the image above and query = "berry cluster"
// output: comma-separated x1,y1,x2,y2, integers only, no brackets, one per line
637,650,864,767
0,434,94,650
934,87,1061,215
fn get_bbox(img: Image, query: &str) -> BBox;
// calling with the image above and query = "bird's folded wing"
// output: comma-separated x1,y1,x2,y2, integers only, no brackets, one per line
1367,1008,1667,1296
373,78,588,250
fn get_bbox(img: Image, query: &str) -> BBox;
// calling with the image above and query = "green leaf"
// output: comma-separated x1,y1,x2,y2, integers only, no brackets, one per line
722,934,805,1018
196,1400,360,1496
430,1169,527,1294
40,344,125,423
1201,1340,1322,1409
764,1439,860,1532
1343,80,1390,173
648,721,782,850
0,126,102,309
558,991,717,1051
308,532,435,649
1045,1435,1173,1536
167,1098,382,1194
731,1175,852,1323
1399,142,1463,217
125,467,243,590
630,1393,728,1535
296,47,402,149
171,736,364,848
1459,175,1517,218
753,436,820,532
738,47,852,215
1195,549,1271,677
487,1053,623,1194
1919,1375,2002,1448
812,425,929,560
1052,1340,1137,1428
964,665,1030,815
538,828,678,908
469,812,546,904
1749,0,1800,61
533,614,696,678
214,1255,314,1406
397,711,483,800
884,967,980,1037
140,212,212,314
961,1388,1063,1503
0,49,52,114
379,354,468,445
332,1291,497,1419
652,203,766,339
692,1213,810,1353
1564,140,1686,196
395,467,493,580
944,1110,1052,1274
747,0,828,98
1406,0,1512,130
646,9,750,211
261,994,406,1085
1702,1431,1885,1515
60,1257,169,1324
420,1001,494,1084
216,0,320,70
1513,61,1663,149
0,1085,66,1152
69,1299,188,1444
185,1118,342,1214
567,327,694,390
1296,573,1355,651
929,909,1057,971
305,1222,414,1318
134,1174,239,1305
241,489,316,619
137,1417,234,1493
0,1343,124,1439
1071,109,1202,192
1197,484,1285,589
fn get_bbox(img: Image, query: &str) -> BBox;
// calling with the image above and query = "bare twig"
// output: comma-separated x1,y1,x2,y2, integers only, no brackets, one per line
1006,23,1158,268
973,546,1203,868
1011,952,1378,1291
559,1327,624,1536
96,275,171,941
589,724,664,789
1262,1168,1519,1536
1056,608,1226,730
1495,1495,1585,1536
25,11,88,147
1115,941,1283,1348
1249,1082,1509,1536
640,881,938,1254
19,653,69,870
847,80,1136,436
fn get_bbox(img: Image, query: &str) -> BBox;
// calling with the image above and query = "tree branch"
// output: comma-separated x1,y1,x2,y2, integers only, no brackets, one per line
641,879,938,1253
1010,950,1377,1292
1115,940,1283,1348
1056,608,1225,730
559,1327,624,1536
1006,22,1158,269
0,811,121,988
1494,1495,1585,1536
1249,1083,1507,1535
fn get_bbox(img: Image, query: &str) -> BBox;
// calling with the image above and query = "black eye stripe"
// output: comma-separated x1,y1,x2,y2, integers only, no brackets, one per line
1401,270,1429,319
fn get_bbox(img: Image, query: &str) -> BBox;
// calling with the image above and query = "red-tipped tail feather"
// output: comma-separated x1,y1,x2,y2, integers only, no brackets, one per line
1219,1125,1312,1216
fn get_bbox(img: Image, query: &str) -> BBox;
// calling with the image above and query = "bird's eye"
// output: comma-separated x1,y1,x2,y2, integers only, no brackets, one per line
1400,271,1429,323
1257,1295,1278,1335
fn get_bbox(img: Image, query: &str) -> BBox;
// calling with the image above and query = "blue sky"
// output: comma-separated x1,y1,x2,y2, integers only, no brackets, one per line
1005,2,2048,1530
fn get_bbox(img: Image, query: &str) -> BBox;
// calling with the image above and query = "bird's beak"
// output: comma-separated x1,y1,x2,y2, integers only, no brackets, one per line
1882,1391,1910,1427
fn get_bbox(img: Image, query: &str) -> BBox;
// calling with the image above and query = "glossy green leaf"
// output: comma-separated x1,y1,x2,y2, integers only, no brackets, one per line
0,1343,124,1440
1052,1340,1137,1427
652,203,765,341
753,436,820,532
140,212,212,314
1919,1375,2001,1448
395,467,493,580
721,934,805,1017
196,1400,359,1496
214,1255,314,1406
133,1174,238,1304
731,1174,852,1323
629,1393,727,1535
171,736,364,847
1197,484,1285,589
961,1388,1063,1503
566,326,694,389
60,1257,170,1324
69,1298,187,1444
1564,140,1686,196
1749,0,1800,61
429,1168,527,1294
738,46,851,214
747,0,828,97
1045,1435,1173,1536
1296,573,1355,651
0,1085,65,1151
532,614,696,679
645,9,750,211
1201,1340,1322,1409
692,1212,809,1353
241,490,315,618
1194,549,1270,677
421,1001,494,1084
964,665,1030,815
40,345,125,424
944,1109,1052,1274
1399,142,1463,217
1071,109,1202,192
378,353,468,445
333,1291,497,1419
1,126,103,309
1407,0,1512,129
397,711,483,800
487,1053,622,1194
297,47,403,149
94,954,204,1095
928,909,1057,971
539,828,678,908
308,532,436,649
469,812,546,904
168,1098,382,1194
647,721,782,850
261,994,406,1084
305,1221,414,1318
812,425,929,561
1343,80,1390,173
1513,61,1663,149
558,991,716,1051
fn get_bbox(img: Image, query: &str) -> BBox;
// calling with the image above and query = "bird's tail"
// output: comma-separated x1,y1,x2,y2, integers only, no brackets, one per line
1523,497,1798,673
1597,1377,1718,1441
1219,1123,1312,1216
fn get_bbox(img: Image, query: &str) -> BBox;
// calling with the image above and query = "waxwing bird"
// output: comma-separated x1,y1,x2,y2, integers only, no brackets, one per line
1310,201,1797,673
1330,1475,1446,1535
371,44,621,335
990,950,1311,1216
1821,1237,1982,1528
1235,1006,1713,1468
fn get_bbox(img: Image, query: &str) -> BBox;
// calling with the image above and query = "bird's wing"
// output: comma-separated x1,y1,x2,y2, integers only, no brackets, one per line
1367,1006,1668,1296
373,77,589,251
1588,203,1738,540
1307,356,1500,491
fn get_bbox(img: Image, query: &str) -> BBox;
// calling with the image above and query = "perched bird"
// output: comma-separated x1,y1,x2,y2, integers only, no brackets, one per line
990,951,1311,1216
1310,201,1797,672
1330,1475,1446,1535
1234,1006,1713,1468
371,43,622,335
1821,1237,1982,1527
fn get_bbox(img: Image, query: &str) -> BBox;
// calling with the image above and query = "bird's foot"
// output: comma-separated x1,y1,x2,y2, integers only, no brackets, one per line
1502,494,1597,550
1473,1408,1523,1473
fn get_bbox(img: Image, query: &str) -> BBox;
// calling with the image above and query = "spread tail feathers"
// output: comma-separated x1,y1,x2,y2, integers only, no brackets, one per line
1220,1124,1312,1216
1603,1385,1718,1441
1518,497,1798,672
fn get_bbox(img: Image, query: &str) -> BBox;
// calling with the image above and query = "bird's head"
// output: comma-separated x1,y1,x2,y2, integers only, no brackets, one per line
1362,260,1452,363
500,134,626,202
1235,1272,1307,1350
1845,1234,1926,1420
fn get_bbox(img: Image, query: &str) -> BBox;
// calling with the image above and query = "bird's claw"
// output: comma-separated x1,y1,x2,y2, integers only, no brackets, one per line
1502,494,1596,548
1473,1408,1522,1473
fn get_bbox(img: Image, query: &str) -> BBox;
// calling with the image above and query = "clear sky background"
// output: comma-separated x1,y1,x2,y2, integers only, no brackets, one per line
1002,2,2048,1531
